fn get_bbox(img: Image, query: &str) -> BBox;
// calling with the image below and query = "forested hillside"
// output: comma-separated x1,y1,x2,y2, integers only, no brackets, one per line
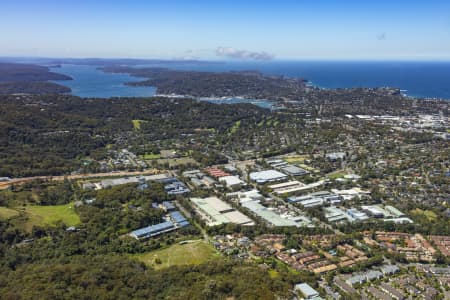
0,63,72,94
0,94,267,177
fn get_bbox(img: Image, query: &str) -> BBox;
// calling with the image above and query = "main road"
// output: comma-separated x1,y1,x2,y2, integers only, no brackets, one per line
0,169,163,190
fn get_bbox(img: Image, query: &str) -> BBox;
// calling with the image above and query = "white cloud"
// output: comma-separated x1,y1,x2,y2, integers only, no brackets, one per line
215,47,274,60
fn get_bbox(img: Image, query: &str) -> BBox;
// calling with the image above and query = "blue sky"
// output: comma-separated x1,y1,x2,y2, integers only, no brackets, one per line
1,0,450,60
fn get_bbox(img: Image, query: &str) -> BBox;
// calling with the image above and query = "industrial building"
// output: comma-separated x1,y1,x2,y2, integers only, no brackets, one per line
204,167,231,178
280,165,309,176
161,201,176,211
182,169,203,178
221,211,254,225
191,176,215,188
227,189,265,203
266,159,287,167
320,193,342,204
219,175,245,189
385,205,406,217
86,174,190,195
361,205,389,218
324,206,350,223
190,197,254,226
346,208,369,221
295,198,324,208
129,209,190,240
249,170,288,184
223,165,238,173
266,158,309,177
163,178,190,195
90,173,170,190
269,180,305,195
358,205,410,222
241,200,299,227
183,169,216,189
383,217,413,224
331,187,370,200
169,211,190,227
190,177,204,187
274,180,326,194
130,221,175,239
288,191,342,206
294,283,320,299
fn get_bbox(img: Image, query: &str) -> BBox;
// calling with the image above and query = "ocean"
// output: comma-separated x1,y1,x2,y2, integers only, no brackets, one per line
51,61,450,100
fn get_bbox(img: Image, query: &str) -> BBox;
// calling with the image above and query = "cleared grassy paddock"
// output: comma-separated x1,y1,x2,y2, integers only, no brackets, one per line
11,202,81,231
410,208,437,221
132,240,219,270
140,153,161,160
0,206,20,219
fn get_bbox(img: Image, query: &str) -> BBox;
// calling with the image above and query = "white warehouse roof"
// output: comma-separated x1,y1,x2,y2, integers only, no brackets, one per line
249,170,288,183
219,175,244,187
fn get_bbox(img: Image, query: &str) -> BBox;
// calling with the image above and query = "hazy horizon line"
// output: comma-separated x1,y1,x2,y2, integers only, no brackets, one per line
2,55,450,63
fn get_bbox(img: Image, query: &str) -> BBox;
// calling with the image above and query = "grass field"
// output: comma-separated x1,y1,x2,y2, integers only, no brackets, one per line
133,240,219,270
0,206,20,219
15,203,81,231
298,164,318,173
410,208,438,221
284,156,307,164
327,171,347,179
229,120,241,135
140,153,161,160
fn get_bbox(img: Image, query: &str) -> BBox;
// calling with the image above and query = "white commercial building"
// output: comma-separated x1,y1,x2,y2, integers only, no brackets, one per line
249,170,288,184
241,201,299,227
269,180,305,194
294,283,320,299
227,189,265,203
93,174,170,190
324,206,351,223
190,196,254,226
219,175,245,189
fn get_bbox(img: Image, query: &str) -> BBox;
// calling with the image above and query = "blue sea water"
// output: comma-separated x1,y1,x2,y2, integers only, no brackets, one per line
50,64,156,98
52,61,450,101
142,60,450,100
50,64,276,108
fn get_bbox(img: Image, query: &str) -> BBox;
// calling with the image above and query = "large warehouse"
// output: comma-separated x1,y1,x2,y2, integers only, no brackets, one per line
190,196,254,226
130,221,175,239
129,207,190,240
241,201,299,227
249,170,288,184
